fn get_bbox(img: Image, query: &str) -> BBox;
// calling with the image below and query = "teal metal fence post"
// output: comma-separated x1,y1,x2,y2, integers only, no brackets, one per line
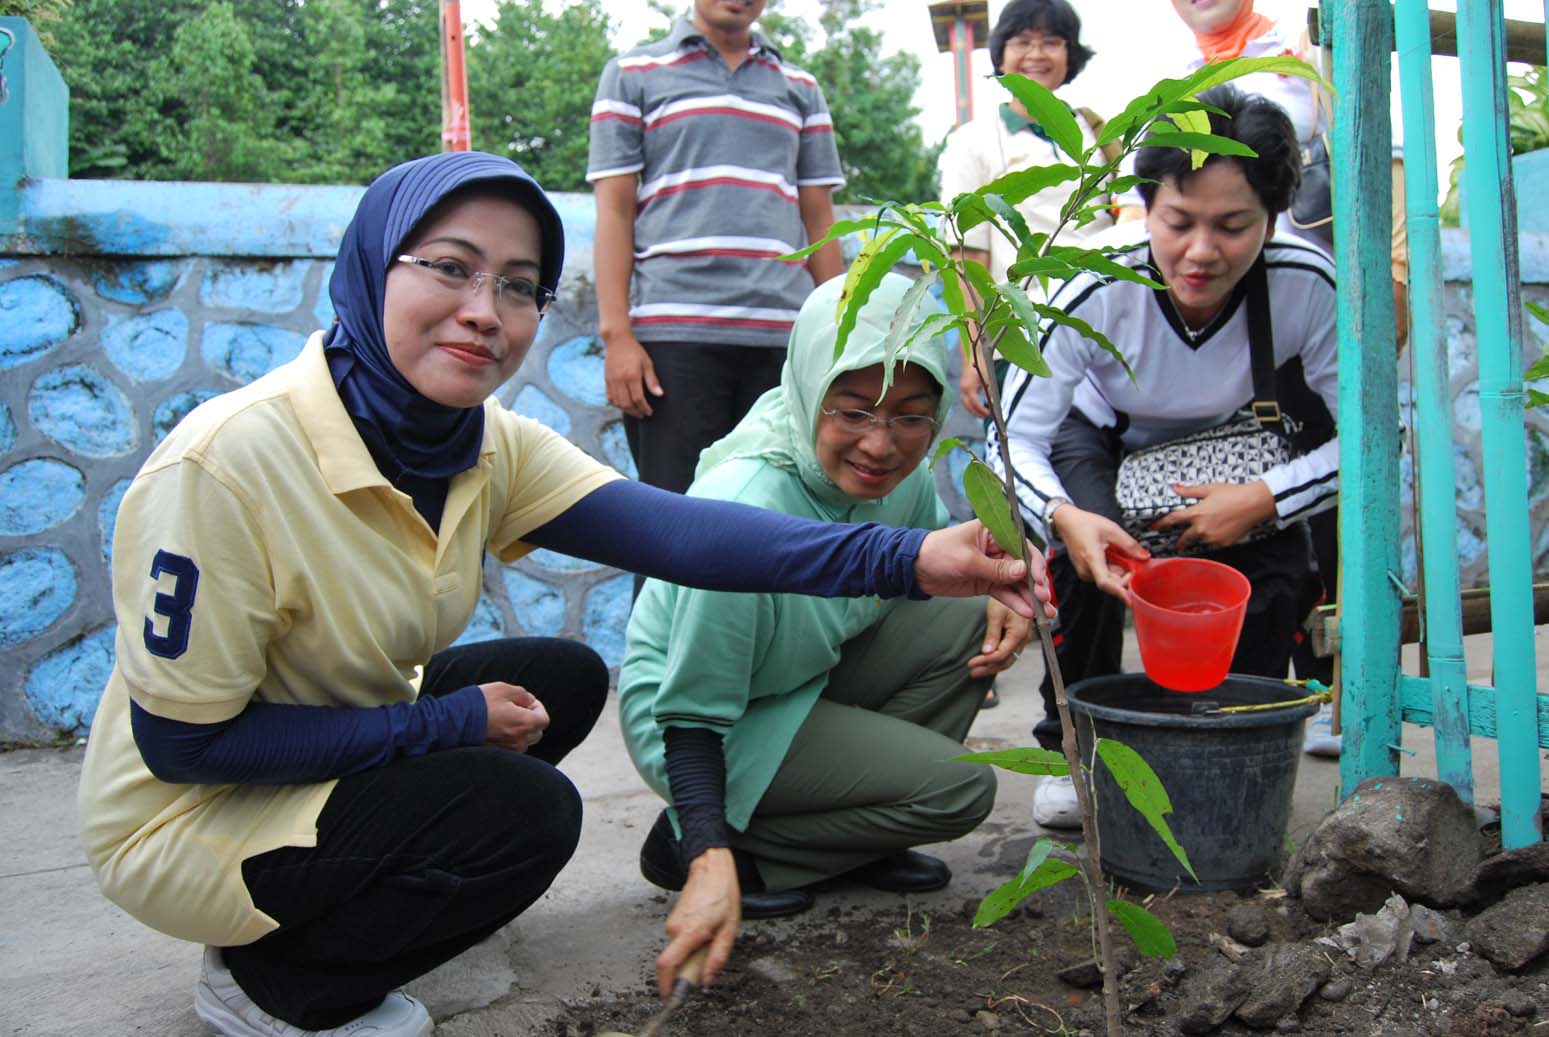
1456,0,1543,849
0,17,69,235
1331,0,1403,794
1395,0,1473,800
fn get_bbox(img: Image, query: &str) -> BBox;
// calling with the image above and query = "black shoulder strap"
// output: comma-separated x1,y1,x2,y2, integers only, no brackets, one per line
1245,254,1280,425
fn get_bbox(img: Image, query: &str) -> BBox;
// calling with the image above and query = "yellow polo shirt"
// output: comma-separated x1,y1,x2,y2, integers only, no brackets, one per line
77,333,619,947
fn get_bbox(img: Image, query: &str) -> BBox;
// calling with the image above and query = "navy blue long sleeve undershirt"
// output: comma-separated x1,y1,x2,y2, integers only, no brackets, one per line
131,479,931,786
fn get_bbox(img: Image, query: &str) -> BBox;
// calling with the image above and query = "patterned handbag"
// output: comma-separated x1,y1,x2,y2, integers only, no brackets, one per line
1114,258,1293,557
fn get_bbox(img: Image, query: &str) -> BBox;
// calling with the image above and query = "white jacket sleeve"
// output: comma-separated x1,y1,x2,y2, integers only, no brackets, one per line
1260,268,1340,523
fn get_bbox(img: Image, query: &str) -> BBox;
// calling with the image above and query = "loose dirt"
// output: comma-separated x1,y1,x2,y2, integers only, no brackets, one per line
552,856,1547,1037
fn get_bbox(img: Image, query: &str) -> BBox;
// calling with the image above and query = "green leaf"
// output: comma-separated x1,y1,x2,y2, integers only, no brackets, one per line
1043,245,1166,289
960,259,999,320
985,315,1044,377
997,74,1083,160
963,460,1024,560
1019,837,1058,882
1006,256,1082,282
1525,352,1549,381
953,747,1069,776
1034,302,1133,378
950,191,1003,235
976,163,1082,206
777,217,877,261
983,193,1037,256
1095,739,1196,882
930,436,967,470
973,858,1079,927
1107,899,1178,958
834,229,917,360
1526,300,1549,326
939,266,967,316
1528,388,1549,409
994,283,1055,378
1182,54,1329,98
1171,107,1212,139
876,273,938,399
1147,131,1258,160
1103,174,1151,198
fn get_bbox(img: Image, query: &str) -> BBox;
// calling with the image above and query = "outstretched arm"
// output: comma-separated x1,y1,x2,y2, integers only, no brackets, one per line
526,481,1051,616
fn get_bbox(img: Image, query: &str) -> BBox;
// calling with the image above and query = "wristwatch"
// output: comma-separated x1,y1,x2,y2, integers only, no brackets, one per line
1042,496,1071,539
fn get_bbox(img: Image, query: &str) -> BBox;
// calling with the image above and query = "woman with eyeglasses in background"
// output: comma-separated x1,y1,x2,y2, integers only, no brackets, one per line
76,153,1050,1037
937,0,1116,420
619,272,1054,1000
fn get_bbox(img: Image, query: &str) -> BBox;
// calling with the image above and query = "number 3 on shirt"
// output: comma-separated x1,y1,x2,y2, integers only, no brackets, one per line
144,550,199,659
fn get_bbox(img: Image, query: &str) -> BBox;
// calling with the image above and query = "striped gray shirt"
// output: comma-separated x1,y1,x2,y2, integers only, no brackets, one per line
587,19,844,348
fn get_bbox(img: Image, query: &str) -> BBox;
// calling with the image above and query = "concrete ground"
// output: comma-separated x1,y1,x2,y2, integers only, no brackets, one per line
2,628,1542,1037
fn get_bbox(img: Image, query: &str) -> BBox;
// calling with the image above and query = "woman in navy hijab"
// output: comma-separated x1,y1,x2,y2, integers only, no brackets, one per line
79,152,1050,1037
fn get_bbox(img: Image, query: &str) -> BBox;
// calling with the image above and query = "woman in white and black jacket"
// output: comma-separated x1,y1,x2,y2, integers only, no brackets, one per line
989,85,1336,828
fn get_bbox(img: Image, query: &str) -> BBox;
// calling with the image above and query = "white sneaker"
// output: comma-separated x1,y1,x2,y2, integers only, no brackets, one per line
1032,774,1082,830
1302,702,1343,758
195,947,434,1037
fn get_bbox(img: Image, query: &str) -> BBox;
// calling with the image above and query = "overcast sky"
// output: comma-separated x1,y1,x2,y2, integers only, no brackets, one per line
462,0,1549,188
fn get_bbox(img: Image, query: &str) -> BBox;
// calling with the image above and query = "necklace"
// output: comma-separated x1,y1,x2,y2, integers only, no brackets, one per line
1167,293,1211,343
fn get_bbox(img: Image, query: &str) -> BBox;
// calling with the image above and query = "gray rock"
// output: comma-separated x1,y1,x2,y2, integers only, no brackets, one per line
1162,956,1189,986
1234,943,1332,1029
1335,893,1415,968
748,955,801,984
1409,904,1452,945
1056,959,1104,989
1464,840,1549,907
1318,978,1353,1002
1176,957,1254,1035
1464,882,1549,972
1285,777,1481,920
1227,904,1272,947
1500,991,1538,1018
974,1009,1001,1029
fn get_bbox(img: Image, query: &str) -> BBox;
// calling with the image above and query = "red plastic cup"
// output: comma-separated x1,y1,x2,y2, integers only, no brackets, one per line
1106,547,1251,692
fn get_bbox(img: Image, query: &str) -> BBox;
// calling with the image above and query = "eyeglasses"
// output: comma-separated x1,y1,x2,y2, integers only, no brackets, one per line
396,255,554,315
1004,33,1068,56
821,407,938,443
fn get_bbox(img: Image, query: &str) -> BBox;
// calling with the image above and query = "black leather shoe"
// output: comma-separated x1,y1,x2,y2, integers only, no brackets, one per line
639,811,815,917
740,888,815,919
639,810,687,891
847,850,952,893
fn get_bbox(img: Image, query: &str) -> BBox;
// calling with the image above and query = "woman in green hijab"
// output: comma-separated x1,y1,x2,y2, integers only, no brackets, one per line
619,273,1051,997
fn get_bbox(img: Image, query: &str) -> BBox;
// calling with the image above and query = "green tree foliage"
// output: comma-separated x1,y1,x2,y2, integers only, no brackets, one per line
466,0,615,192
150,3,280,182
760,0,940,204
37,0,933,195
0,0,71,48
45,0,436,182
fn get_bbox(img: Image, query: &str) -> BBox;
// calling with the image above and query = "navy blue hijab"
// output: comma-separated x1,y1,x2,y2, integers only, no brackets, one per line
325,151,565,480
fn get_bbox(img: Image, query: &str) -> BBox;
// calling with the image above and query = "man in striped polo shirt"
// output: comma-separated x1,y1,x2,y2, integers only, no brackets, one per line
588,0,845,496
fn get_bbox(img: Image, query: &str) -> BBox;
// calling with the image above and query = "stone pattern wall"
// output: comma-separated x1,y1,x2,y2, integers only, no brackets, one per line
1,186,1545,739
1396,282,1549,589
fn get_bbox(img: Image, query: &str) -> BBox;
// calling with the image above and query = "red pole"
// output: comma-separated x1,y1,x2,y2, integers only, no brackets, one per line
440,0,471,151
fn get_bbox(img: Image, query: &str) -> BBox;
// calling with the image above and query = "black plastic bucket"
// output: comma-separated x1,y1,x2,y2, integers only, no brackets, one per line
1066,674,1318,893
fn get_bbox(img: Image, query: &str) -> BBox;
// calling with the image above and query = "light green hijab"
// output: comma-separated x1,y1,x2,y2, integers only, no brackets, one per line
695,272,953,513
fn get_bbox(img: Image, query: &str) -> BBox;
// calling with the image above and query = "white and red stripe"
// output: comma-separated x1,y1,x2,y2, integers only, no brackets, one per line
634,235,803,263
749,54,817,86
590,99,642,125
617,48,711,73
643,94,801,133
801,112,834,135
586,163,644,182
630,303,801,330
636,165,799,208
